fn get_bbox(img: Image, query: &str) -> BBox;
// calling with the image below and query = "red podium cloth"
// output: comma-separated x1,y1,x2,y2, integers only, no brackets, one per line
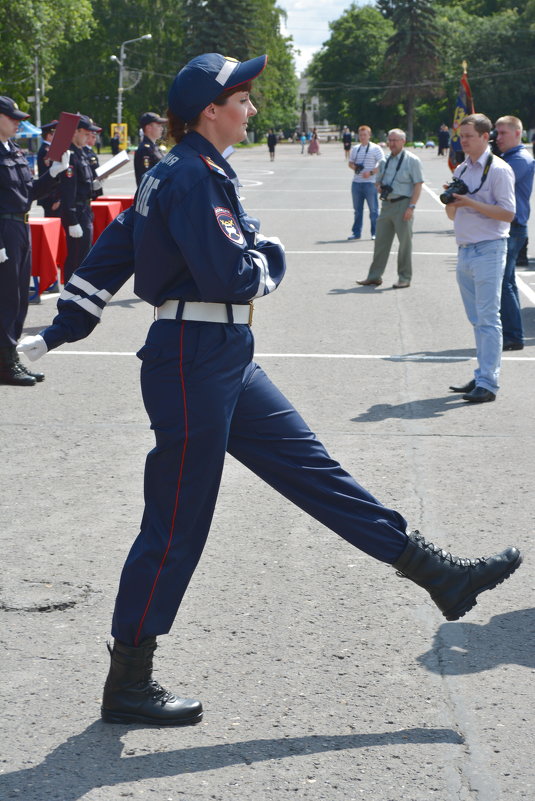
29,218,62,294
98,195,134,213
91,200,122,243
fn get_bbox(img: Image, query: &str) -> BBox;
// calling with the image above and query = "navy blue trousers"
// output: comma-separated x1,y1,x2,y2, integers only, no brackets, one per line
0,219,31,348
112,320,408,646
62,205,93,284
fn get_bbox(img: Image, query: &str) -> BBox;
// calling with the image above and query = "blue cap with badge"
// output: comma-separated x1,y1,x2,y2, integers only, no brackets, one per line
0,96,30,121
77,114,101,132
168,53,267,122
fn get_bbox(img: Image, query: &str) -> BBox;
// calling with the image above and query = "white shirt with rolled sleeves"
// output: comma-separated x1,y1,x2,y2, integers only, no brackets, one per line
452,148,516,245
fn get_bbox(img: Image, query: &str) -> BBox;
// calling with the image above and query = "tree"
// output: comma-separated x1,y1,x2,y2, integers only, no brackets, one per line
180,0,298,137
307,5,394,132
44,0,184,142
0,0,94,112
381,0,442,141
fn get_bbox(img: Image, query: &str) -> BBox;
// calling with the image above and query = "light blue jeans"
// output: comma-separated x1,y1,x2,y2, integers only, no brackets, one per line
351,181,378,238
456,238,507,394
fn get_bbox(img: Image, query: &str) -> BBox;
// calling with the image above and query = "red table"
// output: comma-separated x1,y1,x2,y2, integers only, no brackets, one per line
98,195,134,213
91,200,122,243
29,217,62,294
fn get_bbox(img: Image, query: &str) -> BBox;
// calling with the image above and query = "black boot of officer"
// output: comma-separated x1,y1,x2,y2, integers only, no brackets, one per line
0,345,38,386
12,345,45,382
101,637,203,726
393,530,522,621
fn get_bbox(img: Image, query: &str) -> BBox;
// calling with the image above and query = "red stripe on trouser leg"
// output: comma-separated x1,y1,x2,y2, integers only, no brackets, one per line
134,322,189,646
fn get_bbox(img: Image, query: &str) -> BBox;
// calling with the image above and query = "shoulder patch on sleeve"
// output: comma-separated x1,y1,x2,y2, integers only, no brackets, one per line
214,206,244,245
200,154,229,178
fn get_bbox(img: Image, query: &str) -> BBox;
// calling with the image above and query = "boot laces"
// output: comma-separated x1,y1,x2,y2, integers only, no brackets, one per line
146,678,175,705
413,531,484,568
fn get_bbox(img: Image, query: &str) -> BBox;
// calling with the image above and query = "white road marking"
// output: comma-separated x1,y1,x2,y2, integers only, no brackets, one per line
47,350,534,361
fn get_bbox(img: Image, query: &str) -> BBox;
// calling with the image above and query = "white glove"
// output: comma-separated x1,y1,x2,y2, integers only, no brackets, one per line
49,150,71,177
17,334,48,362
68,224,83,238
0,248,8,263
255,233,285,252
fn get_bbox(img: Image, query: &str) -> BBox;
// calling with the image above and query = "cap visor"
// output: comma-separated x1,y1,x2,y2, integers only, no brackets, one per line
226,54,268,90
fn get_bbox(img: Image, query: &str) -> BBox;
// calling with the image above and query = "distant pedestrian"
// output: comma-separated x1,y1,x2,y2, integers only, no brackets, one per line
438,123,450,156
308,128,319,155
267,129,277,161
342,126,352,159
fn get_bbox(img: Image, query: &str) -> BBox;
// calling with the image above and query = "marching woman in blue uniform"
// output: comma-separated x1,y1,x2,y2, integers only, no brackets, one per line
18,55,522,726
0,97,68,386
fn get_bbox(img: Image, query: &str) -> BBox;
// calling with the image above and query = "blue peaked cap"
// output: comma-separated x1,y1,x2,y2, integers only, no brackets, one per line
168,53,267,122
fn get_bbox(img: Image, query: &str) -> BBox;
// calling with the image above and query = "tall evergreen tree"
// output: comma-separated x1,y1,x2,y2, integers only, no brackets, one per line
381,0,442,140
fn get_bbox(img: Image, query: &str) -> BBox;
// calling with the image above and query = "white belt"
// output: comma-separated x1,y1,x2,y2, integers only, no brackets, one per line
156,299,253,325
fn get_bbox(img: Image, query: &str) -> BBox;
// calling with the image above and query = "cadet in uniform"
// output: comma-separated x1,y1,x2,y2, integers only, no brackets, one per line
84,121,104,199
59,114,100,283
18,56,522,726
134,111,166,185
0,97,68,386
37,120,61,218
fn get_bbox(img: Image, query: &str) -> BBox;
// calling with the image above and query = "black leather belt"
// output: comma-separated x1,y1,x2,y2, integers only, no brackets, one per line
385,196,409,203
0,212,29,222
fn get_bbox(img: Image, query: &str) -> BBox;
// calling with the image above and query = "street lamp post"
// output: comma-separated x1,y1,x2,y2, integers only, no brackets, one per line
110,34,152,124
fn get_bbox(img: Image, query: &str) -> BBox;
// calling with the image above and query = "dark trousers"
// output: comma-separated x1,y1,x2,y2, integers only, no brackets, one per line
111,320,408,646
0,219,31,347
63,205,93,283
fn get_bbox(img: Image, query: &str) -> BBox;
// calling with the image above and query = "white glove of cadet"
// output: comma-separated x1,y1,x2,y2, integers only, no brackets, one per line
0,248,8,263
49,150,71,178
255,233,285,252
68,224,83,238
17,334,48,362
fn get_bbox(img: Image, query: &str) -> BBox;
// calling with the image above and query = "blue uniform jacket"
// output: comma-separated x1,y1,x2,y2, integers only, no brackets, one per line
58,144,94,226
41,131,286,350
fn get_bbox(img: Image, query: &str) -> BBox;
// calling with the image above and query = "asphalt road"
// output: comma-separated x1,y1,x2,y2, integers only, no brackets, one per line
2,141,534,801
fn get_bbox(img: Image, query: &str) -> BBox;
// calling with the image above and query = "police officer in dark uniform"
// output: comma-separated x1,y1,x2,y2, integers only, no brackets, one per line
59,114,99,283
0,96,68,386
37,120,62,218
84,121,104,199
18,57,522,725
134,111,166,185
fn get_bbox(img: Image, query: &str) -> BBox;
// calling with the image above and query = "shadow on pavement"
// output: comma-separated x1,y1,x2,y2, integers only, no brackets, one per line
352,394,473,421
0,725,463,800
417,608,535,675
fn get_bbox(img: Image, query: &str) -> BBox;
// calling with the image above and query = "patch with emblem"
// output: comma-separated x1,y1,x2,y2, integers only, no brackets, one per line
143,156,150,168
200,155,228,178
214,206,244,245
65,166,73,178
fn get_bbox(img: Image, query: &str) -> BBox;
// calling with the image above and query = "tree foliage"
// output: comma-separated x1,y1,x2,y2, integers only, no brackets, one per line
308,5,394,132
382,0,442,140
307,0,535,137
0,0,94,109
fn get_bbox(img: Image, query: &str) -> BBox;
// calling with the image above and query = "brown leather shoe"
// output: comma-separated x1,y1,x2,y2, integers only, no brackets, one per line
392,281,410,289
356,278,382,286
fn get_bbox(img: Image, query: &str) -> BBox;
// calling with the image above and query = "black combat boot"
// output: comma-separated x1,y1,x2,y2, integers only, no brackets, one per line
11,345,45,382
0,346,36,386
101,637,203,726
393,530,522,621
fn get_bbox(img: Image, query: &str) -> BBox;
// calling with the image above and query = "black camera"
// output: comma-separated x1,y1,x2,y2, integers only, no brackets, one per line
379,184,393,201
354,164,364,174
439,177,469,205
488,128,501,156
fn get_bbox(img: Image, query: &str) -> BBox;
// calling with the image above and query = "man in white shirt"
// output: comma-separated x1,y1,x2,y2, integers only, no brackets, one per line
347,125,384,240
446,113,516,404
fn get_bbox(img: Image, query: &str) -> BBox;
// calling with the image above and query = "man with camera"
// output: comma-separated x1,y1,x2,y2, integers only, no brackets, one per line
445,113,515,404
347,125,384,240
495,116,534,352
356,129,423,288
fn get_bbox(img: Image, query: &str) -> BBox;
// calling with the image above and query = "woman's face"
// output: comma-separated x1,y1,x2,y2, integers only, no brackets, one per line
214,91,257,147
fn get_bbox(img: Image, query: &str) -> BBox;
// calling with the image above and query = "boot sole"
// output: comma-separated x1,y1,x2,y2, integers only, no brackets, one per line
100,707,203,726
443,551,523,621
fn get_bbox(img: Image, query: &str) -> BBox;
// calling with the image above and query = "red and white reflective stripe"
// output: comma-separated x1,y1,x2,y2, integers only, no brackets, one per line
134,321,189,646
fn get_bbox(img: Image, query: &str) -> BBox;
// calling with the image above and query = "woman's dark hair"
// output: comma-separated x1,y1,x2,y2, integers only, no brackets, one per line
167,80,253,145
